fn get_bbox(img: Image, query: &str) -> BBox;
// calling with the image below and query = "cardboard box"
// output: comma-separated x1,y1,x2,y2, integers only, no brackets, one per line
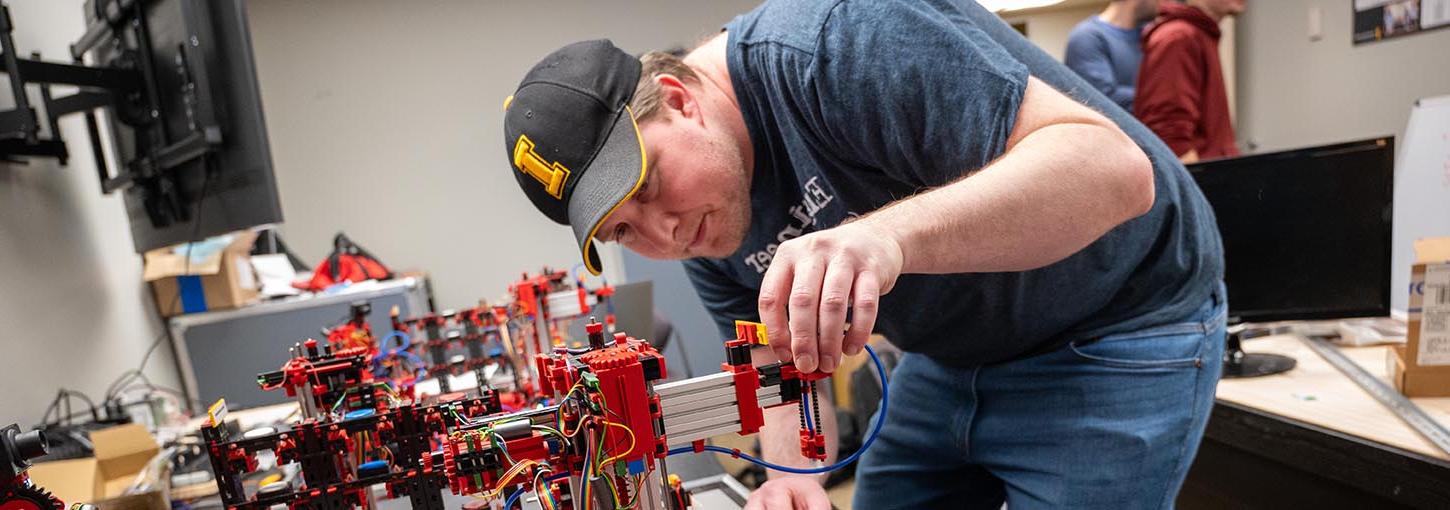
27,424,167,510
144,230,259,317
1388,237,1450,397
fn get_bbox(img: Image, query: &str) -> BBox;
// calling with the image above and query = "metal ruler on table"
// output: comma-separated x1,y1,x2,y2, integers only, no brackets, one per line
1298,335,1450,455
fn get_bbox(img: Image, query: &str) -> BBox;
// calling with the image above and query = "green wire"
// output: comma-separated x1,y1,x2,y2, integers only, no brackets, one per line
490,430,518,465
533,424,567,443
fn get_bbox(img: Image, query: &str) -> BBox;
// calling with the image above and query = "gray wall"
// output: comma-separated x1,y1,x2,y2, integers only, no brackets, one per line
247,0,759,311
622,254,727,380
1235,0,1450,153
0,0,179,427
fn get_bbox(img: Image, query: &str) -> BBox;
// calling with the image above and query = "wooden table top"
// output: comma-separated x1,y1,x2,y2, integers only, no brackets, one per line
1216,334,1450,460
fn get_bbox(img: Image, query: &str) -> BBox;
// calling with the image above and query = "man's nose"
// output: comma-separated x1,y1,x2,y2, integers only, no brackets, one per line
635,206,679,248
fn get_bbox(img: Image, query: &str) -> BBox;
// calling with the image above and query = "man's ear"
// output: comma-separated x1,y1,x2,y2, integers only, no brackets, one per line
654,74,699,121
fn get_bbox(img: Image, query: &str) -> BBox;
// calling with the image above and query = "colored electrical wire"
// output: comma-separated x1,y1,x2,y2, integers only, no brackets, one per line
371,336,426,380
380,330,412,351
489,430,519,465
532,468,558,510
599,420,638,466
666,344,889,475
801,386,814,433
485,459,543,499
581,435,593,510
605,471,646,509
533,424,568,442
503,487,524,509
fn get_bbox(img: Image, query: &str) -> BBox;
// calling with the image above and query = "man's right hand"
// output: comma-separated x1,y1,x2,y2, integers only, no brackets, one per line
744,477,833,510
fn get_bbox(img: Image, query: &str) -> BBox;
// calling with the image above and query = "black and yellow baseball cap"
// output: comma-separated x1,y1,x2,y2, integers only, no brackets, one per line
503,40,645,276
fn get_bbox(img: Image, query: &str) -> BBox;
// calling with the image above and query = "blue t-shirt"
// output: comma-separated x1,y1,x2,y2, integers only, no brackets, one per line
1064,17,1143,113
684,0,1222,367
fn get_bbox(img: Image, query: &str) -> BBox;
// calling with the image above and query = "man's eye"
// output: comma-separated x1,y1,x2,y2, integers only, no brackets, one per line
613,224,629,243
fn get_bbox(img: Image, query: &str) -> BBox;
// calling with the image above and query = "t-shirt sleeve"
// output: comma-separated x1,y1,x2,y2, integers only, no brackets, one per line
805,0,1030,188
681,258,759,342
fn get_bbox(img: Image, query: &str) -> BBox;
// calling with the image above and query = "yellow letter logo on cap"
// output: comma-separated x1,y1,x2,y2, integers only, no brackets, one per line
513,134,571,199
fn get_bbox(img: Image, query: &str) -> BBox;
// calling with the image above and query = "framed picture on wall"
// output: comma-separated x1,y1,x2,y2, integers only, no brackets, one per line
1354,0,1450,44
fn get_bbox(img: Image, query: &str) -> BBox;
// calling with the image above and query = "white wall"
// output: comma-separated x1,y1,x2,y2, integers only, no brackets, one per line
1006,2,1237,117
1235,0,1450,153
0,0,179,427
247,0,760,311
1009,3,1104,61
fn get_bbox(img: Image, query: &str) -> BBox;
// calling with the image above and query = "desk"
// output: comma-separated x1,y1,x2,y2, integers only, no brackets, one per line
1181,335,1450,508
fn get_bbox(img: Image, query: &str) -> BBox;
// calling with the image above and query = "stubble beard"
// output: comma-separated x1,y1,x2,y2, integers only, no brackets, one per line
696,136,753,259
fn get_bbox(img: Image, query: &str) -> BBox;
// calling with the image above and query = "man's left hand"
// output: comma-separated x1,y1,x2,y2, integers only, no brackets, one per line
757,221,903,373
743,477,833,510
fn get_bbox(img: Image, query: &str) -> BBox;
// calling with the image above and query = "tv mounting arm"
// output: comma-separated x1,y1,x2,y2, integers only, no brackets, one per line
0,0,224,224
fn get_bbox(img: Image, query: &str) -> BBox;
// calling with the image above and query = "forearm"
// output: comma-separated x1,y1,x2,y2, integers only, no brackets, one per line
856,122,1153,274
760,397,838,481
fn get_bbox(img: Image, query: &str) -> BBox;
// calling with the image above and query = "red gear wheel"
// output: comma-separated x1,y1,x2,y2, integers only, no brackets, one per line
0,484,63,510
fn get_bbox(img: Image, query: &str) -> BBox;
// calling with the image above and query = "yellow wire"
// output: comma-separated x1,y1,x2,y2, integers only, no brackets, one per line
556,382,588,438
471,459,541,500
600,420,637,466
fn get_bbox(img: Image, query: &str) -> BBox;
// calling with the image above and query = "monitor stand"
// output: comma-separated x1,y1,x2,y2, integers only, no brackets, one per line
1222,326,1296,378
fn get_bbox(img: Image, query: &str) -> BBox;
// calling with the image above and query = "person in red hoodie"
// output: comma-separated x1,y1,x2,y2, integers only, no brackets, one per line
1135,0,1245,162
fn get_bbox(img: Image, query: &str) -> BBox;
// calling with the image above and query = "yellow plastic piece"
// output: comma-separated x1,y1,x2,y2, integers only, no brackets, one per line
206,399,228,428
734,320,769,345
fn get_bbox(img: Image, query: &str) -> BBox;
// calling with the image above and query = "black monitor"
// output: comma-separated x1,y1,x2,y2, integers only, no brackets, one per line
1188,137,1394,377
0,0,282,252
85,0,283,252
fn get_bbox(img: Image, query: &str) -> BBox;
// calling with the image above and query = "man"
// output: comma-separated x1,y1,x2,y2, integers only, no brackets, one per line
1135,0,1246,163
502,0,1224,508
1064,0,1159,113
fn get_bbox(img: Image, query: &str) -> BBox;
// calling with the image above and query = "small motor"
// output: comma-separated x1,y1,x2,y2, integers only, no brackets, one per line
1,424,64,510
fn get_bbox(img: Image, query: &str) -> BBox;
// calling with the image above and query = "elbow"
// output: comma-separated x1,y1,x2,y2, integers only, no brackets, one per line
1115,137,1155,220
1126,145,1156,219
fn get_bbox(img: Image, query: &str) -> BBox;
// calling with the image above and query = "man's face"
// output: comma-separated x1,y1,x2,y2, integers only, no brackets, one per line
593,97,753,260
1203,0,1246,17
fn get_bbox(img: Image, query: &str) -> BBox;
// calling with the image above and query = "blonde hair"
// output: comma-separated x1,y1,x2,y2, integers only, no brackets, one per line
631,51,700,122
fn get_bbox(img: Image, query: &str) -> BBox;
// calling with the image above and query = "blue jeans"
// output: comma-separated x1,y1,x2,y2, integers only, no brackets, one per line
853,287,1226,509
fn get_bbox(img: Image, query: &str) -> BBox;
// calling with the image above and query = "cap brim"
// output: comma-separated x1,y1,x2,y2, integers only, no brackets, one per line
568,106,647,276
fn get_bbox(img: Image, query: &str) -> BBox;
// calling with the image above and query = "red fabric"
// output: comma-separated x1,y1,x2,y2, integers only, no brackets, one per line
296,233,392,291
1134,3,1238,160
299,254,390,291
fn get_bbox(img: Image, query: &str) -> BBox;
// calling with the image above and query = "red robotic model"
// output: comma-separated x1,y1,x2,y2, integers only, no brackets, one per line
509,268,618,367
256,338,398,421
202,318,860,510
390,303,527,404
324,302,378,357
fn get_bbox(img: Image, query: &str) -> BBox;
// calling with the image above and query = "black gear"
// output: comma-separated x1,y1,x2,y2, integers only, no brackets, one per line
0,484,63,510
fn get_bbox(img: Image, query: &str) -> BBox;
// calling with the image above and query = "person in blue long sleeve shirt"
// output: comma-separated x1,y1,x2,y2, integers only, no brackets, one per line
1064,0,1158,112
